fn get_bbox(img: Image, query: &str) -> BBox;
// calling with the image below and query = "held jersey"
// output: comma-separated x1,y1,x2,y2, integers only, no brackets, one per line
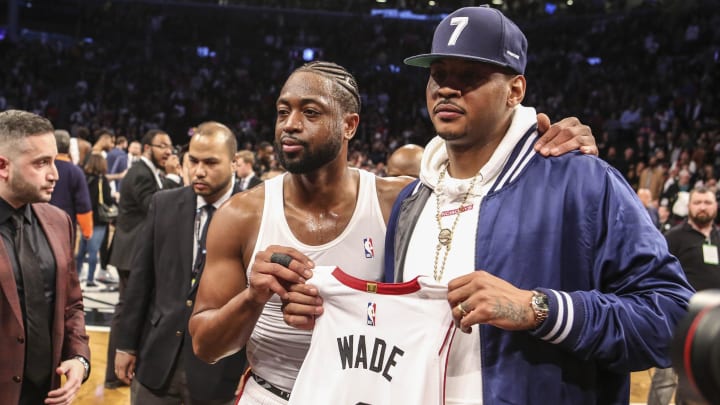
289,266,455,405
247,169,387,392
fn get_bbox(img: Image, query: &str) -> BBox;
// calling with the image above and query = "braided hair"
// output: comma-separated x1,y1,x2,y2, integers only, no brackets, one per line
295,61,362,115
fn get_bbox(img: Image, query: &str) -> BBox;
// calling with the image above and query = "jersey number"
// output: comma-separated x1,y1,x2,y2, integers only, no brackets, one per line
448,17,469,46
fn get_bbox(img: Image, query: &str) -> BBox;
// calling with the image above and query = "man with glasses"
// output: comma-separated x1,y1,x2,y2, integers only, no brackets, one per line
105,128,182,389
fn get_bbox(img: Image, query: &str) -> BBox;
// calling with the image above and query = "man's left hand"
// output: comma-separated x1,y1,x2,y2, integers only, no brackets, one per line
447,270,536,333
45,358,85,405
535,113,598,156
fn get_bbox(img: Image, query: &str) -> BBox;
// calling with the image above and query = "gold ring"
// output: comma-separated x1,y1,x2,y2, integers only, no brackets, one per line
457,302,468,317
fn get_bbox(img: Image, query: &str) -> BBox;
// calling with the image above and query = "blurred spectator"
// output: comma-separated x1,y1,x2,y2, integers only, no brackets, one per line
49,129,93,241
106,136,129,194
76,154,115,288
69,126,92,166
638,188,660,229
234,150,262,191
90,128,115,160
658,205,673,234
664,169,693,221
639,153,666,201
253,141,275,178
386,144,424,178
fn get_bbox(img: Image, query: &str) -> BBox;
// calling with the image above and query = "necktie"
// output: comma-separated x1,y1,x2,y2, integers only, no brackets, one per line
192,205,216,285
158,171,166,189
12,213,51,385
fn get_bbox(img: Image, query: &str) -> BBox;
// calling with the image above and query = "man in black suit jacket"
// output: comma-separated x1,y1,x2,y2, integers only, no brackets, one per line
105,128,182,387
114,122,245,404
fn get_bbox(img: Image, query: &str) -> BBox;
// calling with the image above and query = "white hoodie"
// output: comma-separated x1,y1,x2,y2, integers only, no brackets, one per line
404,104,539,405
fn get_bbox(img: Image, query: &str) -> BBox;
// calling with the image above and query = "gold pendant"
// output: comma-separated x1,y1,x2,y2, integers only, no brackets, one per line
438,228,452,246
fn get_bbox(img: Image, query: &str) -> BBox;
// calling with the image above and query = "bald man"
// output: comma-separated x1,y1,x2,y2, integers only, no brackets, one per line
386,144,424,178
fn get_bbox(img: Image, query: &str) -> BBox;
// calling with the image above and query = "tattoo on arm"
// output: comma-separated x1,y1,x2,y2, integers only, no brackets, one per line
492,298,531,325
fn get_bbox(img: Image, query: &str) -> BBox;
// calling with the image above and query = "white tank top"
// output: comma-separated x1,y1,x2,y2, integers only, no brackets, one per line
289,266,455,405
247,169,387,392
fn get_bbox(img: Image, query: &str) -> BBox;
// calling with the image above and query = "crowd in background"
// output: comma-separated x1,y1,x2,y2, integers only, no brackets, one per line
1,0,719,220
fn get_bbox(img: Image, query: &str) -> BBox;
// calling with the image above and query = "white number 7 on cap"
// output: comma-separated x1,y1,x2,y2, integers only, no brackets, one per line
448,17,469,46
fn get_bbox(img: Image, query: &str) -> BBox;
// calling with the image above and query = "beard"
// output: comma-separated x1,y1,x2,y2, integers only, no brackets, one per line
151,154,163,170
11,168,51,204
690,210,716,227
275,134,342,174
193,176,232,199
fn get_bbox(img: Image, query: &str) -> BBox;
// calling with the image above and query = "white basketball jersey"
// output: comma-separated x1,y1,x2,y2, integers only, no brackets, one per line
247,170,387,393
289,266,455,405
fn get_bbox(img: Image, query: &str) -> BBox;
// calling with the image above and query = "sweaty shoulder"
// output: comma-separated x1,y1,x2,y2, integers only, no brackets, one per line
215,183,266,262
222,183,265,225
375,175,414,224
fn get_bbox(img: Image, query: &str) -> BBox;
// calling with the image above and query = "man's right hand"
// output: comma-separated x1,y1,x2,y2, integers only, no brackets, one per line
248,246,315,305
114,351,136,385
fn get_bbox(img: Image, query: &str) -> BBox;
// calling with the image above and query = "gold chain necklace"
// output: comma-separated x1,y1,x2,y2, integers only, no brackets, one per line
433,162,481,282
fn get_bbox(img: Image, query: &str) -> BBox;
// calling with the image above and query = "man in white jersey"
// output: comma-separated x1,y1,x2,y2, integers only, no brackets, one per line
189,61,596,404
189,62,409,404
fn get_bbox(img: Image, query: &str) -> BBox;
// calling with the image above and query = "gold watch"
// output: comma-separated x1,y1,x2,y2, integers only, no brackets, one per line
530,290,549,329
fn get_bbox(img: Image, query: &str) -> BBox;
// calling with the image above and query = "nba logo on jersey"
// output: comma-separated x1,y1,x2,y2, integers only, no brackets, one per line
363,238,375,259
367,302,376,326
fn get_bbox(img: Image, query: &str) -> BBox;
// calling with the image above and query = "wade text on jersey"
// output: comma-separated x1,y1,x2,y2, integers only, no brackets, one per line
336,335,404,382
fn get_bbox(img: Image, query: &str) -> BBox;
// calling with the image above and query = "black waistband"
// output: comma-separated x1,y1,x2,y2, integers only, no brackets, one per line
251,372,291,401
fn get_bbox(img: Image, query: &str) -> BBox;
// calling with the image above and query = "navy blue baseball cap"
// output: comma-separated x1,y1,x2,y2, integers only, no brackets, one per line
404,6,527,75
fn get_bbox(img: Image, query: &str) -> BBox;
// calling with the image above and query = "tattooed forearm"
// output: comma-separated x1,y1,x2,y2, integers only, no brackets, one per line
492,298,531,325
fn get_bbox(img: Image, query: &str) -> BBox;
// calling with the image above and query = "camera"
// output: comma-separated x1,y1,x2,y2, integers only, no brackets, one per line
672,289,720,405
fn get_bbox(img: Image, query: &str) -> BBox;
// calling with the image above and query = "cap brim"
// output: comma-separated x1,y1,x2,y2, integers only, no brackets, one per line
404,53,514,71
404,53,442,67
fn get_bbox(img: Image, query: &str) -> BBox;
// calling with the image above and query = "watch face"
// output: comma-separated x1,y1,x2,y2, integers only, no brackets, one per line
533,293,549,310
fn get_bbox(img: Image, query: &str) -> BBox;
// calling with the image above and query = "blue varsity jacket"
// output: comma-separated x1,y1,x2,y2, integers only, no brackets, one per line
384,130,694,405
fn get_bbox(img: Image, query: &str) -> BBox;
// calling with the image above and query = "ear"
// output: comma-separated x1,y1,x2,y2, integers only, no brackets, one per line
0,156,10,181
507,75,526,107
343,112,360,142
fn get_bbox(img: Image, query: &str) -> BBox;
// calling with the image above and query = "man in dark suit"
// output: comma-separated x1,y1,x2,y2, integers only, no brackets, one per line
105,128,182,388
233,150,262,191
0,109,90,405
114,122,245,404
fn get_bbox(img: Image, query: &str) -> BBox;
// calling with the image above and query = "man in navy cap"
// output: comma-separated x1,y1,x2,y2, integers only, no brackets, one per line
379,6,693,404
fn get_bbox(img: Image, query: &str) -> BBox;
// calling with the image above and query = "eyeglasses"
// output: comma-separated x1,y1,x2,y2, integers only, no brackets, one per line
150,144,173,150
